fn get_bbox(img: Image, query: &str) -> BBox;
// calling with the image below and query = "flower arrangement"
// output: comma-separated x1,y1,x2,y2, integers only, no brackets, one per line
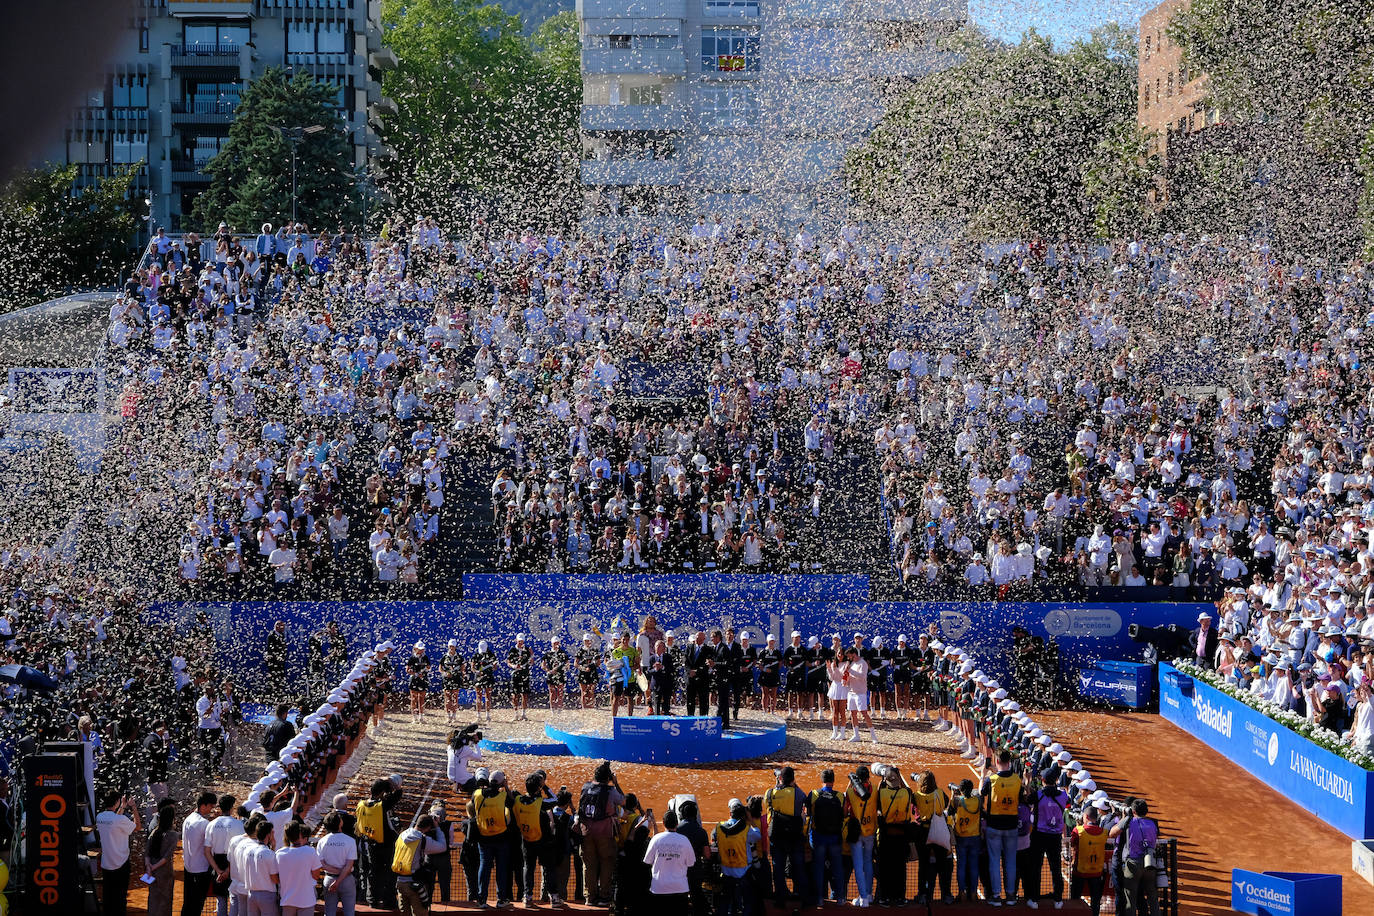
1172,661,1374,771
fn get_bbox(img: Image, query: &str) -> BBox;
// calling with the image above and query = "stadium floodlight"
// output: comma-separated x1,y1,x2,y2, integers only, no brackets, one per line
272,124,327,225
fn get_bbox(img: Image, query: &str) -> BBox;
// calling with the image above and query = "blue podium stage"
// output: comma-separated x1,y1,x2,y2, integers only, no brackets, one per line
481,715,788,765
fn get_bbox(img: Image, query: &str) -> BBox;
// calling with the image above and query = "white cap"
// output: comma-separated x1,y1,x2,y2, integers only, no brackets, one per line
448,638,460,648
991,688,1007,700
516,633,526,642
1049,743,1064,755
897,634,908,644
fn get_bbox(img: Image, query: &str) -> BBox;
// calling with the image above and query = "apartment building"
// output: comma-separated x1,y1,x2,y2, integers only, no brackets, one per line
578,0,966,224
1138,0,1218,161
44,0,395,231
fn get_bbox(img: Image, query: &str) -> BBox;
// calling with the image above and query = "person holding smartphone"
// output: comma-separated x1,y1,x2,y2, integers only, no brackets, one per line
95,791,143,916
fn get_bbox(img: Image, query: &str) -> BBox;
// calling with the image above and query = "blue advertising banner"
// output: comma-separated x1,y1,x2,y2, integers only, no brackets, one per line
1077,661,1155,709
615,716,721,741
1161,663,1374,840
152,597,1205,698
460,573,871,602
1230,869,1342,916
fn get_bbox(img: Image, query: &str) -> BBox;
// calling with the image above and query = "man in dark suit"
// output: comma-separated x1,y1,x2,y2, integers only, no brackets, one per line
1191,611,1219,668
685,630,713,716
711,629,741,730
646,639,677,715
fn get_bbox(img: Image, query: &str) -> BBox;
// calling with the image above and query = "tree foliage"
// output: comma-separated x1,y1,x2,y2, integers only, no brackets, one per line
193,68,359,232
846,26,1155,240
379,0,581,228
0,163,141,314
1169,0,1374,255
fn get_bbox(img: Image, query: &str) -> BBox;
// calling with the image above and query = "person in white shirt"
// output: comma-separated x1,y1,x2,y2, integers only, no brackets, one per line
226,814,256,916
643,809,695,908
248,787,300,851
269,539,298,586
181,791,219,916
196,685,226,778
317,810,359,916
95,792,142,916
206,794,246,915
276,822,323,916
242,820,280,916
447,727,483,794
842,641,879,744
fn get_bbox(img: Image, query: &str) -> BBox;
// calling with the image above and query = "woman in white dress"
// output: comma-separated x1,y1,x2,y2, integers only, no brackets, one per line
826,639,849,740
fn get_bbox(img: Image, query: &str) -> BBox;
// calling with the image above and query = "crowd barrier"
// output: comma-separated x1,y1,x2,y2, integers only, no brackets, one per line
152,595,1206,693
1159,663,1374,840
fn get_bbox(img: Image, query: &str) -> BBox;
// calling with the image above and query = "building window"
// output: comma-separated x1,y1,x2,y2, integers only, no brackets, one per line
703,0,760,16
699,85,758,128
184,22,250,49
1144,35,1150,60
1142,84,1150,109
139,19,150,52
701,28,760,72
627,85,664,106
587,34,680,51
1166,73,1173,98
288,20,350,63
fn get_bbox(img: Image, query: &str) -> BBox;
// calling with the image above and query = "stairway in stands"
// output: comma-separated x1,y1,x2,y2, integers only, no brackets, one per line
431,450,501,594
818,451,904,599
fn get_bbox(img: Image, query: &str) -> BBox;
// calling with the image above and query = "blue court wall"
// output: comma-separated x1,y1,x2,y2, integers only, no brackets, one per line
151,597,1206,695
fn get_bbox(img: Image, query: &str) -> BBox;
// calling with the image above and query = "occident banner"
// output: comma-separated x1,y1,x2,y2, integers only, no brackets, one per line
1230,869,1341,916
1160,663,1374,840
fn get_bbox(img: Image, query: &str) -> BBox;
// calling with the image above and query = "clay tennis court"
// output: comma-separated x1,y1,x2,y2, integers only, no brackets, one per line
127,703,1374,914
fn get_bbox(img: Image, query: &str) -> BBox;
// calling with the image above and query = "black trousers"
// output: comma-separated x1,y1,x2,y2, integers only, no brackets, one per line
686,678,710,715
102,862,131,916
180,869,212,916
715,681,733,729
368,837,397,907
1029,831,1065,900
653,685,674,715
877,827,908,902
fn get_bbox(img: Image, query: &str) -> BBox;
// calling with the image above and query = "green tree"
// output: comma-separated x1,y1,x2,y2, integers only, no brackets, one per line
379,0,580,226
846,26,1155,240
193,68,358,232
0,162,141,314
1169,0,1374,255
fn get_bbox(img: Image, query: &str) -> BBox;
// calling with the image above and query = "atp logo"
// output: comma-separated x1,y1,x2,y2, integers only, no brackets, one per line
1267,732,1279,766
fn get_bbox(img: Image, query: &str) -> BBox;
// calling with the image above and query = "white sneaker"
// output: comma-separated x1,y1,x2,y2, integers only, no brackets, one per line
848,731,860,742
934,720,949,731
961,749,977,759
870,729,878,743
1027,900,1039,909
852,898,864,907
831,728,840,740
1054,902,1064,909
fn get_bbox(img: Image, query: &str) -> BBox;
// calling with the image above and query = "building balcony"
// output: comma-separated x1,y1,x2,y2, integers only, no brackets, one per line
170,100,239,126
853,0,969,20
169,166,213,184
578,0,687,19
582,104,686,132
169,44,243,69
582,47,686,75
369,47,398,71
369,97,399,119
168,0,254,15
581,158,682,186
